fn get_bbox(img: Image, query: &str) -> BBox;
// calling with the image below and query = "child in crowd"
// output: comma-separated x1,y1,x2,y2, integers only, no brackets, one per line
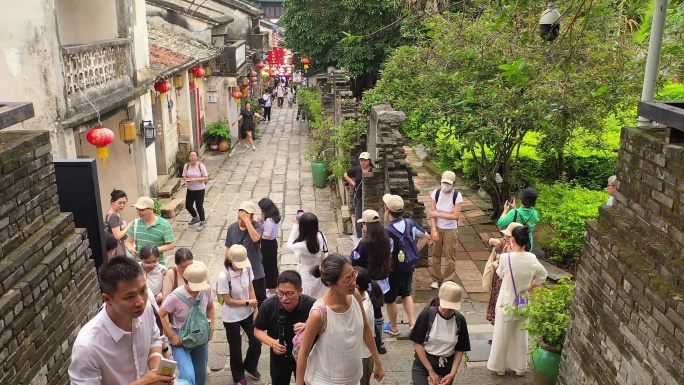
355,267,385,385
140,244,167,304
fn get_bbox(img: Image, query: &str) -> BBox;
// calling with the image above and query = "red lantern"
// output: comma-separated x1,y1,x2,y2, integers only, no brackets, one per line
250,76,258,82
154,80,172,101
232,90,243,104
250,71,257,77
86,124,115,164
256,62,265,69
251,81,258,87
191,66,205,85
301,57,311,73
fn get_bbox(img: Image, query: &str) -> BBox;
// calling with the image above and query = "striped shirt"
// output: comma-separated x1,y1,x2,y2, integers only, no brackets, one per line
127,216,175,265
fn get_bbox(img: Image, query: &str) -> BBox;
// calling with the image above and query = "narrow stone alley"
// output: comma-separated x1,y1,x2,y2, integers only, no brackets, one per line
165,105,531,384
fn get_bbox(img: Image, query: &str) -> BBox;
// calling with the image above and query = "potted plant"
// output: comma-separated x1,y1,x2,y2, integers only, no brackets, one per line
204,121,230,151
518,278,575,385
305,117,334,188
176,145,191,177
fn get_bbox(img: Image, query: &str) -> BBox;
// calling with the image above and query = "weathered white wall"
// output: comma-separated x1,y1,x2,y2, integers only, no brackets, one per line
146,5,213,44
204,77,232,127
0,0,64,149
55,0,118,45
134,0,150,70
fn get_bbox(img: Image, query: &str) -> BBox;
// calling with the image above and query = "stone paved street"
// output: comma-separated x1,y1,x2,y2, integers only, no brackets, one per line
165,105,531,384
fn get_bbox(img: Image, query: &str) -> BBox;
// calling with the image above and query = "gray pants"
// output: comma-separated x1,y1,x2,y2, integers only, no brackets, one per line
354,191,363,237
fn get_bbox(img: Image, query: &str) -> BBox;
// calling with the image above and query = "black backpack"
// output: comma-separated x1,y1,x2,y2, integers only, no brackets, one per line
423,306,465,344
433,188,459,206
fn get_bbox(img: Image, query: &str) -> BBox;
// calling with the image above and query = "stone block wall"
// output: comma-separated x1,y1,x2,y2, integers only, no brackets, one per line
0,131,100,385
558,126,684,385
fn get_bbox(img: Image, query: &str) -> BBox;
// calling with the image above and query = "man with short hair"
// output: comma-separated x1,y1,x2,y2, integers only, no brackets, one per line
254,271,316,385
428,171,463,289
606,175,617,206
126,196,176,265
69,257,171,385
225,201,267,305
382,194,430,336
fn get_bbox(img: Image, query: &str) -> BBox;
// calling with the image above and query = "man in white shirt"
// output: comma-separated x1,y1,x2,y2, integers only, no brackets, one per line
276,83,286,108
427,171,463,289
69,257,173,385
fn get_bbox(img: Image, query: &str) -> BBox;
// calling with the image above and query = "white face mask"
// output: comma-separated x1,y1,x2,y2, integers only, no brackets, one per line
441,183,453,192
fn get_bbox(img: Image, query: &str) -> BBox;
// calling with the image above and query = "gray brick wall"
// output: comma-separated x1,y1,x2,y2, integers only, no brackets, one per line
0,131,101,385
558,127,684,385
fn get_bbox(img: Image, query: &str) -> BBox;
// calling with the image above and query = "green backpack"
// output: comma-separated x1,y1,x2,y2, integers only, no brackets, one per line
172,289,211,348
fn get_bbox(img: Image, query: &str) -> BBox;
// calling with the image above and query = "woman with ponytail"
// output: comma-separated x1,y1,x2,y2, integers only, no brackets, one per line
354,266,384,385
295,254,385,385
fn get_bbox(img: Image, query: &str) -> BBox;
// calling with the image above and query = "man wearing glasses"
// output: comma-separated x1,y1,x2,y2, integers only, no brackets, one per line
126,196,176,265
606,175,617,206
254,271,316,385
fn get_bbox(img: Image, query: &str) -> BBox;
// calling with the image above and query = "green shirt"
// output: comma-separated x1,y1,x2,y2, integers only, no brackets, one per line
127,216,175,265
497,207,539,249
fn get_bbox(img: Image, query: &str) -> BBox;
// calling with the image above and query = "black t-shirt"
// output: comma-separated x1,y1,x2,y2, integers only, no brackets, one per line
409,306,471,353
241,109,255,129
346,165,373,196
106,213,126,242
254,294,316,363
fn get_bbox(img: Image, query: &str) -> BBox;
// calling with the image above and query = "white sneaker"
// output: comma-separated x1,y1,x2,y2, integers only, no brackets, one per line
244,142,250,148
252,145,256,151
430,282,439,289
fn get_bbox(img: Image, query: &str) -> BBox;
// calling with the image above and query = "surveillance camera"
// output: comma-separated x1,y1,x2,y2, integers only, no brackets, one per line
539,3,561,41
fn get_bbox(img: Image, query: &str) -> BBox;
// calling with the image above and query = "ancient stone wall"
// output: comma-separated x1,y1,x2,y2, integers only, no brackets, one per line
0,131,100,385
558,126,684,384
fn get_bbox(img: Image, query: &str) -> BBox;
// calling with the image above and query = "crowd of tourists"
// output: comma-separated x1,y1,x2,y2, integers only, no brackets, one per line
68,147,609,384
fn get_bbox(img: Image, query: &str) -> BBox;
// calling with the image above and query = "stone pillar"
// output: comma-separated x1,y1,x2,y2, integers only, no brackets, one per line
0,130,100,385
558,126,684,384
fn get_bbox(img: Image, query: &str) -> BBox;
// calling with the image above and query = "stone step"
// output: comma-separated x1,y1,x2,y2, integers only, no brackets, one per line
539,259,573,282
161,198,185,219
158,177,182,198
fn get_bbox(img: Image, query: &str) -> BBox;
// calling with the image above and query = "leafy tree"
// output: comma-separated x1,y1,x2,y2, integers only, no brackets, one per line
363,3,641,216
280,0,403,78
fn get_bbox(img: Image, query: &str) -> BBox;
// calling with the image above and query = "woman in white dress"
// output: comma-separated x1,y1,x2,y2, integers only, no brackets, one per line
287,212,328,298
487,226,547,377
295,254,385,385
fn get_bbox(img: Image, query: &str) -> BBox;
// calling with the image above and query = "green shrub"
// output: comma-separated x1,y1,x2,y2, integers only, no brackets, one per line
657,82,684,100
535,183,607,264
521,278,575,351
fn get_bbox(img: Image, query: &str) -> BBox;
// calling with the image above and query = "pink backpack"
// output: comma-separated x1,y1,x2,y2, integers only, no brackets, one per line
292,300,328,361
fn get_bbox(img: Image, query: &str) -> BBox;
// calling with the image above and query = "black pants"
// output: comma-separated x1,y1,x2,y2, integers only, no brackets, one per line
252,277,267,308
185,189,205,221
354,191,363,238
224,316,262,383
411,354,454,385
270,359,297,385
263,106,272,121
262,239,279,289
373,303,385,349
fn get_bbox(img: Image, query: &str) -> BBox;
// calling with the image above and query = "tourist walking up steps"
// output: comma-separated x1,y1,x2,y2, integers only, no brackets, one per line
354,266,385,385
104,189,132,258
428,171,463,289
487,226,547,377
295,253,385,385
161,248,212,301
259,198,281,297
159,263,215,385
352,209,391,354
410,281,470,385
225,201,267,306
218,245,262,385
254,271,316,385
182,150,209,231
287,212,329,299
382,194,430,336
126,196,176,265
69,257,172,385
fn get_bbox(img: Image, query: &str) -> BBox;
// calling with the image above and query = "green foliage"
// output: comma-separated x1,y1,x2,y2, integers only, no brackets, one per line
152,198,162,216
521,279,575,351
297,88,322,125
204,122,230,142
535,184,607,264
329,118,367,179
306,117,335,163
657,82,684,100
280,0,403,78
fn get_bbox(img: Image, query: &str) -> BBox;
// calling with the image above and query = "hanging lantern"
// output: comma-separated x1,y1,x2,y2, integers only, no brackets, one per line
232,90,243,104
203,65,212,76
250,71,257,77
301,57,311,73
284,73,291,79
256,62,265,70
251,81,258,87
242,77,249,86
250,76,258,82
261,71,270,78
118,120,137,153
173,75,184,89
154,80,172,101
191,66,205,85
86,124,115,164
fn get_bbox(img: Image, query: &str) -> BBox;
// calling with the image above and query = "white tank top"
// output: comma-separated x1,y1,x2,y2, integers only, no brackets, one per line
305,298,364,385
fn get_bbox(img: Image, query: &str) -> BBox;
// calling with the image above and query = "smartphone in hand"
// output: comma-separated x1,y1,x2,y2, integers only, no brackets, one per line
157,358,177,376
508,194,515,204
296,209,304,220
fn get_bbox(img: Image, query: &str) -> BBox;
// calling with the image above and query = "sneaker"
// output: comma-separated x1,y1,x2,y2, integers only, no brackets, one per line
252,145,256,151
430,282,439,289
378,346,387,355
246,370,261,380
197,223,205,232
382,322,400,336
189,217,200,225
244,142,250,148
236,379,247,385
